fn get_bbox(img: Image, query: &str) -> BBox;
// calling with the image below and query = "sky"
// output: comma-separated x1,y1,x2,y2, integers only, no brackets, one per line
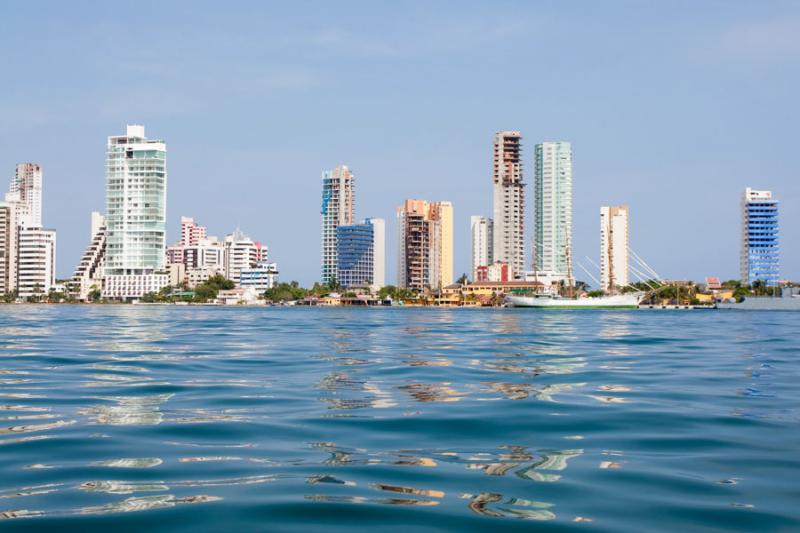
1,1,798,287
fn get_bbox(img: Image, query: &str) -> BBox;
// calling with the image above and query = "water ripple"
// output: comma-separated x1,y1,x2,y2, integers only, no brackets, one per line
0,306,798,531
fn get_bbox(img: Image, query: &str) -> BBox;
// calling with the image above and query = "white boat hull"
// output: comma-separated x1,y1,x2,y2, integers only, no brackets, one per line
506,293,641,308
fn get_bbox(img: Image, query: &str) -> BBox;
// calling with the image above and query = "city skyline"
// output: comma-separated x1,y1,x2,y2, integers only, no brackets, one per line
1,2,798,286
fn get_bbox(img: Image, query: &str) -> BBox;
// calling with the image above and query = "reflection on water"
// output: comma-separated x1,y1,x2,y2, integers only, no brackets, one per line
464,492,556,520
80,394,172,425
0,307,798,529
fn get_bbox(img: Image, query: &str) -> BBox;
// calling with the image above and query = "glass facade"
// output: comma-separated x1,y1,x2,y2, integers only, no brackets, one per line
742,192,779,286
534,142,573,278
105,126,167,276
336,223,373,288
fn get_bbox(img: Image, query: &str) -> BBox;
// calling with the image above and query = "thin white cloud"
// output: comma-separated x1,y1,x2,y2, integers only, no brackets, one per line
287,13,542,58
718,18,800,58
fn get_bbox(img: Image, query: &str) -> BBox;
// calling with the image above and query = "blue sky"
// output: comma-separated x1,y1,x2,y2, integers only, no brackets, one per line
2,1,798,286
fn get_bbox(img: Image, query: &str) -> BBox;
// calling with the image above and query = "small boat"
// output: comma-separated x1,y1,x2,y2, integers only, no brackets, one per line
505,292,642,309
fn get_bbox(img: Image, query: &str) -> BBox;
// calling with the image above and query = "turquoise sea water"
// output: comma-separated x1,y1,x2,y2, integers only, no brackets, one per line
0,306,798,532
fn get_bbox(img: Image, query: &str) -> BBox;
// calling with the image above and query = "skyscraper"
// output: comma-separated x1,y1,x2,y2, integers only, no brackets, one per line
320,165,354,285
336,217,385,290
492,131,524,277
470,215,493,281
429,201,453,288
3,163,55,300
11,163,42,228
600,205,629,292
396,200,453,291
741,188,779,286
103,125,169,300
534,141,573,281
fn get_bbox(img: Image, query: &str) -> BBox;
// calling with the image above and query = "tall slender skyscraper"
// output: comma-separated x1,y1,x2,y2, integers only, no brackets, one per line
470,215,493,281
534,141,573,281
320,165,354,285
396,200,452,291
492,131,524,277
741,188,779,286
600,206,629,292
103,125,169,299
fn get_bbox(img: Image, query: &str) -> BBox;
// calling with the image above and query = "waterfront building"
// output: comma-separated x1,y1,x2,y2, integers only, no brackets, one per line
371,218,386,289
470,215,493,281
741,188,780,286
441,280,544,305
430,202,453,288
320,165,354,285
534,141,573,282
240,261,279,292
224,229,264,285
3,163,56,299
0,197,18,294
336,217,385,290
70,212,106,301
16,227,56,299
103,125,168,299
600,205,629,292
397,200,453,291
492,131,525,277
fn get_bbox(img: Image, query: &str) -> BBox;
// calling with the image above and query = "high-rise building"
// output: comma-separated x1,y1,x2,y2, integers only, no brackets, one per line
370,218,386,289
321,165,354,285
470,215,493,281
492,131,524,277
224,229,264,285
71,212,106,301
3,164,55,299
534,141,573,281
11,163,42,228
396,200,453,291
181,216,207,247
17,228,56,299
600,206,629,292
336,217,385,290
0,198,18,295
741,188,779,286
429,201,453,288
103,125,168,299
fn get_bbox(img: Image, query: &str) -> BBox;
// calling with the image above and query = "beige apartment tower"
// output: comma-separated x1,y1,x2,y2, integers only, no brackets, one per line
492,131,524,277
396,199,453,291
600,205,629,292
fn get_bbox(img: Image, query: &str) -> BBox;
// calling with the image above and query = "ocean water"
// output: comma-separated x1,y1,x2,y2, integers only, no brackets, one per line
0,306,798,532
